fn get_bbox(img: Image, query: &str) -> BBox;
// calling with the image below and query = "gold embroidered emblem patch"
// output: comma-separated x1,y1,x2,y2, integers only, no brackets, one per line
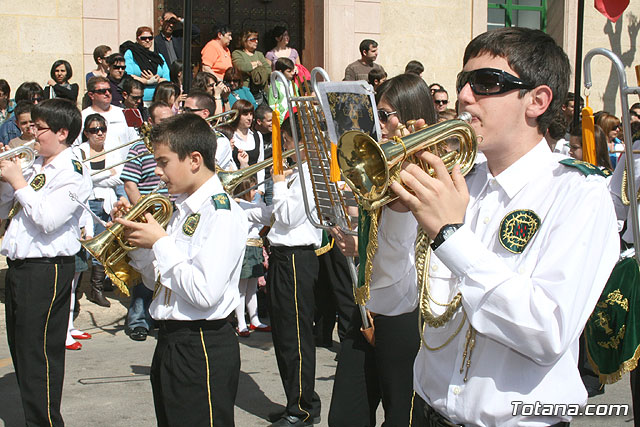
30,173,46,191
499,209,541,254
211,193,230,210
182,213,200,236
72,159,83,175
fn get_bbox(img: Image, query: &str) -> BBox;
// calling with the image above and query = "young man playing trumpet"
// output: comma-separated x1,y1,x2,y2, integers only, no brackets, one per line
387,28,619,426
0,98,92,426
114,113,248,426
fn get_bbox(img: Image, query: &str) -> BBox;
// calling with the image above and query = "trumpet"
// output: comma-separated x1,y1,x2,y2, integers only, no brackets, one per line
217,147,299,195
206,109,238,129
0,143,37,173
79,186,173,296
338,113,477,211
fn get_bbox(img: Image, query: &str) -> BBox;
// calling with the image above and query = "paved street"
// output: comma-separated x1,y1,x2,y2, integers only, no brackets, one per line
0,265,635,426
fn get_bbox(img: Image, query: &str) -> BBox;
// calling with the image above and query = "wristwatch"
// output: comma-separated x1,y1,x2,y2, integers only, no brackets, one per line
430,223,463,251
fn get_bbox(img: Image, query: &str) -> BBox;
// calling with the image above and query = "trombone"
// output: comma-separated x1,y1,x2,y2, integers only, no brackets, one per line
85,110,238,176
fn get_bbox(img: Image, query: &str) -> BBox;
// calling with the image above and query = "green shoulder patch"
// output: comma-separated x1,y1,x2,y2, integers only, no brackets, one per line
30,173,46,191
182,213,201,236
211,193,231,210
72,159,83,175
559,158,607,177
499,209,541,254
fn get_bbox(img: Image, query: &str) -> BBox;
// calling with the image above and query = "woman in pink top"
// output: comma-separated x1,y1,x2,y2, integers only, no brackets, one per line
265,25,300,71
201,23,233,80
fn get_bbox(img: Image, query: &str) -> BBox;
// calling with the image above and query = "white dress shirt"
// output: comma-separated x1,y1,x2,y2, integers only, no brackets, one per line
76,142,121,213
266,163,322,248
128,174,248,321
0,147,92,259
215,133,237,171
408,140,619,426
366,208,418,316
237,199,267,239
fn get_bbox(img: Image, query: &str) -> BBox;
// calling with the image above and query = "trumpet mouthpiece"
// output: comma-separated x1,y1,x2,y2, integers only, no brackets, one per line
457,112,472,123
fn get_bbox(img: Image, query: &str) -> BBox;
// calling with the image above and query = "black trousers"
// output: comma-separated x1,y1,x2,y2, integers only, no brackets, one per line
5,257,74,427
151,319,240,427
329,307,423,427
268,245,321,421
315,244,357,344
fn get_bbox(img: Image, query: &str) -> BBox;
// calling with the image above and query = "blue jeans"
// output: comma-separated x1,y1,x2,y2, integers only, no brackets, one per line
126,283,154,331
88,199,109,267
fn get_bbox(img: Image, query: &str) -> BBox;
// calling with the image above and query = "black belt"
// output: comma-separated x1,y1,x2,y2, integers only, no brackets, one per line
157,319,228,333
270,244,315,252
8,256,75,267
422,402,569,427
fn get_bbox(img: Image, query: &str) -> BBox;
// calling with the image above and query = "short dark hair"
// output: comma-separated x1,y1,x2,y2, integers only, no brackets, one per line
93,45,112,63
106,53,125,66
375,73,437,127
0,79,10,96
14,101,33,118
212,23,232,39
149,101,172,122
359,39,377,55
563,92,584,108
429,83,443,91
255,104,273,121
433,88,448,97
50,60,73,81
404,60,424,75
547,113,567,140
87,76,110,92
122,76,144,94
150,113,217,172
463,27,570,133
275,57,295,73
31,99,81,145
187,91,216,117
15,82,43,103
368,68,387,86
630,102,640,112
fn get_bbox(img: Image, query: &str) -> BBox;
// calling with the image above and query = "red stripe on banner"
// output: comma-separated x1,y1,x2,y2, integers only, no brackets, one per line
594,0,629,23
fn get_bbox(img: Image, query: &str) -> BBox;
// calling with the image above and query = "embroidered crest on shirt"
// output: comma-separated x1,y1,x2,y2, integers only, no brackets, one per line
499,209,541,254
211,193,230,210
182,213,201,236
30,173,46,191
72,159,83,175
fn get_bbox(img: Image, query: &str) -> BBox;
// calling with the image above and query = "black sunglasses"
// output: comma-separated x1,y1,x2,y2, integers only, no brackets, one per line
139,36,153,42
112,65,126,70
377,109,397,124
456,68,534,96
92,88,112,95
86,126,107,134
434,100,448,105
183,107,204,113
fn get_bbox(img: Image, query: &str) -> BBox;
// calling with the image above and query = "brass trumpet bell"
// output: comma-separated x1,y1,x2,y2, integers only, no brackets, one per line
337,115,478,211
81,193,173,296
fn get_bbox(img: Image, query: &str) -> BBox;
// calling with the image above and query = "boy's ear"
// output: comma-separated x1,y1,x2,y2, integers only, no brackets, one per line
56,128,69,143
190,151,203,170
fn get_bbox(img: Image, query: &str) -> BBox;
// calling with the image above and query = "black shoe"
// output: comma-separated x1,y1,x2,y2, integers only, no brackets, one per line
269,415,315,427
129,327,148,341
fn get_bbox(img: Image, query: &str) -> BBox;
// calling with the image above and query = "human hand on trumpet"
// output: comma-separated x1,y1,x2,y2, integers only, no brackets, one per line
110,197,169,249
0,143,28,190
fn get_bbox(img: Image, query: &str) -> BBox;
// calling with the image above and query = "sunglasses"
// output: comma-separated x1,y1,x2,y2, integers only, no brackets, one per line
182,107,204,113
377,109,397,124
434,100,448,105
31,96,43,102
248,37,259,42
112,65,126,70
92,88,112,95
129,95,143,101
456,68,534,96
139,36,153,42
87,126,107,134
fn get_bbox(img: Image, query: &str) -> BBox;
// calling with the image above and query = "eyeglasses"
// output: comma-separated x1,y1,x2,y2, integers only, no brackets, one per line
632,111,640,119
86,126,107,134
377,109,397,124
139,36,153,42
614,124,622,131
182,107,204,113
92,88,112,95
248,37,258,42
112,65,126,70
128,95,143,101
35,126,50,135
434,100,448,105
456,68,534,96
31,96,43,103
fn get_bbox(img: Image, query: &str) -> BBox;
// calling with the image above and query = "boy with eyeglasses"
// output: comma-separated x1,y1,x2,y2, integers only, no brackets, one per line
0,98,92,427
386,27,619,426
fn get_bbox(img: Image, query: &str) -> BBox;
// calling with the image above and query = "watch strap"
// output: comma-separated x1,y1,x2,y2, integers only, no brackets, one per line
430,223,463,251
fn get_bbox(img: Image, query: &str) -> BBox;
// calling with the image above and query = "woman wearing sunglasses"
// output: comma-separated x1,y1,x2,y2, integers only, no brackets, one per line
231,29,271,105
77,114,123,309
120,26,170,104
44,59,79,103
329,73,437,427
597,112,624,168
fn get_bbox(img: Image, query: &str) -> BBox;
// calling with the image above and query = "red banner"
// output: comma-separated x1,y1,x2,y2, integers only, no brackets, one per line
594,0,629,23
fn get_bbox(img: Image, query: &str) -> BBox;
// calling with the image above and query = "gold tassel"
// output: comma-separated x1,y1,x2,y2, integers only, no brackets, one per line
330,143,340,182
582,96,597,166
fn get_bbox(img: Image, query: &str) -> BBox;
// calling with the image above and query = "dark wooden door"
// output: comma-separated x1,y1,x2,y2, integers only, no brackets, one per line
157,0,305,64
